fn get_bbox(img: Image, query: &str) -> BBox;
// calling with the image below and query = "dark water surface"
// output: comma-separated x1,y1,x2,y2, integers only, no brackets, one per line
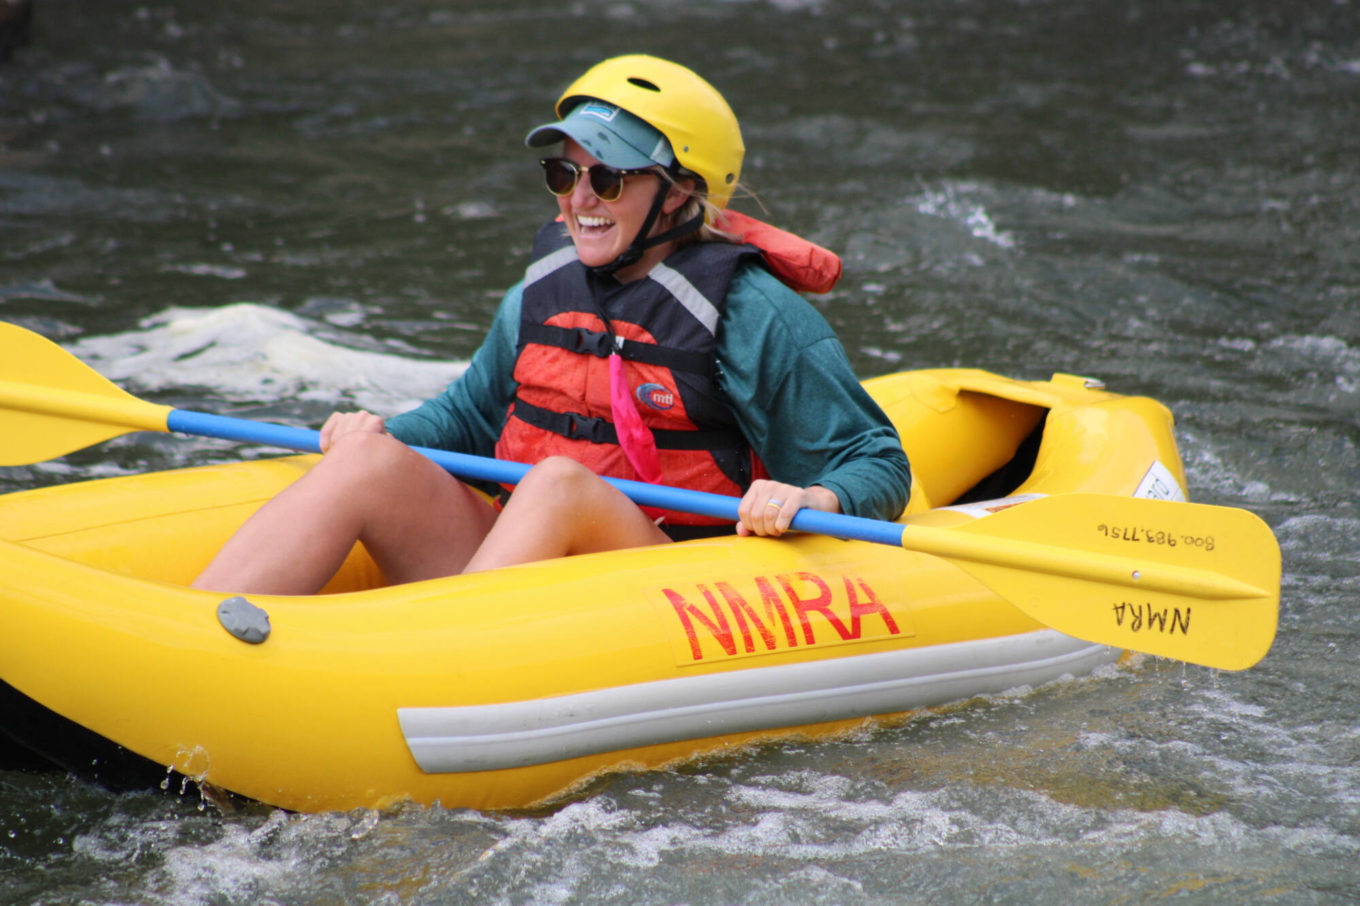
2,1,1358,903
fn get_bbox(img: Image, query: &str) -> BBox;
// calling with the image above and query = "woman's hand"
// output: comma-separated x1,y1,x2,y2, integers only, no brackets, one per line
319,409,387,453
736,479,841,537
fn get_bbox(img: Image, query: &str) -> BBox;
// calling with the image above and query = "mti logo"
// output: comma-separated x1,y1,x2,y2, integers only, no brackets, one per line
636,383,675,410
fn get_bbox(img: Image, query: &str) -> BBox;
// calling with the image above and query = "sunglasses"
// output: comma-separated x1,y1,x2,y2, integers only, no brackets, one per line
539,157,660,203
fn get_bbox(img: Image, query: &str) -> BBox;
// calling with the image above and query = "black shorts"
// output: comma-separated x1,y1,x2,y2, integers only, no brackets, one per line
660,523,735,542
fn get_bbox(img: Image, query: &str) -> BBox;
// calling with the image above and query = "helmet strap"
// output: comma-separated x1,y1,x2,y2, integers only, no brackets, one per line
587,174,704,277
643,210,705,248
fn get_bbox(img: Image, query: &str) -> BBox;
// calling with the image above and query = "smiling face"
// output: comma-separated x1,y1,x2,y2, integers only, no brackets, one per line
557,139,692,282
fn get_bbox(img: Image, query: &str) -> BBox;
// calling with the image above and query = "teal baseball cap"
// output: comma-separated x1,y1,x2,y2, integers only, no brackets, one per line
526,100,675,170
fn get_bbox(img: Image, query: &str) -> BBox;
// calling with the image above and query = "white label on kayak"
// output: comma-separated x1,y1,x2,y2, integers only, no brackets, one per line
939,493,1047,520
1134,461,1187,502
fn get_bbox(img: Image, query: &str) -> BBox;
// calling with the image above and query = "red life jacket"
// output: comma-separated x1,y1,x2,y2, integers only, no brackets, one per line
496,222,772,526
715,210,843,295
495,217,844,526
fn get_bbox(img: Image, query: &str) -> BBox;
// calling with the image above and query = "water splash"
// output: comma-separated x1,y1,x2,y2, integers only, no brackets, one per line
67,303,468,415
914,183,1017,250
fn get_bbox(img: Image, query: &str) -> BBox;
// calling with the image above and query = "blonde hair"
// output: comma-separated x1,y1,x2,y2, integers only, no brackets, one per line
658,170,745,246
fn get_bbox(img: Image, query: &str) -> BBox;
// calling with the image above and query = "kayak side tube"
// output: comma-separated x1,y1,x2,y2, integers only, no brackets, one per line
399,630,1114,772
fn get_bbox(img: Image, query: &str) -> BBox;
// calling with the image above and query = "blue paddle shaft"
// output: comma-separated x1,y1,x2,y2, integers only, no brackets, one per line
166,408,907,547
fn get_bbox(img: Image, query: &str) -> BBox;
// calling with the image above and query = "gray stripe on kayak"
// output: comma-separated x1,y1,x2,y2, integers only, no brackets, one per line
524,245,578,287
647,262,721,334
397,631,1116,773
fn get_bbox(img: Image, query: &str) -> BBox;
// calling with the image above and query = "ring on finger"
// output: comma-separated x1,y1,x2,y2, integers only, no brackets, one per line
765,499,783,511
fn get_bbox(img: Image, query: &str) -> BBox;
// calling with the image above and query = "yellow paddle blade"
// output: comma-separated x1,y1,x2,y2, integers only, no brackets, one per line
0,323,171,466
901,494,1280,670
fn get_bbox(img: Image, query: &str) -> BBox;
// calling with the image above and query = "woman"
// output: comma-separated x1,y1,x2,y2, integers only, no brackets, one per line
192,55,910,595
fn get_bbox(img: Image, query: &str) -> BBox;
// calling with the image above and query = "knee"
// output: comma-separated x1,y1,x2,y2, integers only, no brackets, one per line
318,431,413,483
515,456,599,496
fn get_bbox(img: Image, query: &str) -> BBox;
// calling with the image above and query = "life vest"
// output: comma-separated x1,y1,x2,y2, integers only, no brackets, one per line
496,217,844,526
714,210,842,295
496,222,780,525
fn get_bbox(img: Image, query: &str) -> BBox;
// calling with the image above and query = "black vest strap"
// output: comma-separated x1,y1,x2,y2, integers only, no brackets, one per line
518,323,713,375
510,399,746,451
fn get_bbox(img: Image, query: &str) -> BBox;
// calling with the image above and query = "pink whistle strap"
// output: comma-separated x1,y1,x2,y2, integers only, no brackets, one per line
608,353,662,485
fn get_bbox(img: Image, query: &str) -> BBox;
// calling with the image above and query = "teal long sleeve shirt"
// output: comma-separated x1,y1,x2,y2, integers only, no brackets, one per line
386,263,911,522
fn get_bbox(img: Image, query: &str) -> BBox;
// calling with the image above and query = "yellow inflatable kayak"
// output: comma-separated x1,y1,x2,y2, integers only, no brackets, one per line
2,338,1280,813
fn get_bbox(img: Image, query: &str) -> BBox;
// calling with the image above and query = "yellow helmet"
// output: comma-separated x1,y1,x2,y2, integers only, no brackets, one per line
554,55,744,210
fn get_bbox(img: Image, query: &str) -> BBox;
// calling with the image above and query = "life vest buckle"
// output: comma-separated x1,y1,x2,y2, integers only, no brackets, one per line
570,328,614,358
564,411,601,442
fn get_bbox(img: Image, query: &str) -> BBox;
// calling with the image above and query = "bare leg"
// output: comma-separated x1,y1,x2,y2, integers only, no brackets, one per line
191,432,498,595
463,456,669,573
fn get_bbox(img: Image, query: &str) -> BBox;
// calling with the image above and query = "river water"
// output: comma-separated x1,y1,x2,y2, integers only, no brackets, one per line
2,0,1358,902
